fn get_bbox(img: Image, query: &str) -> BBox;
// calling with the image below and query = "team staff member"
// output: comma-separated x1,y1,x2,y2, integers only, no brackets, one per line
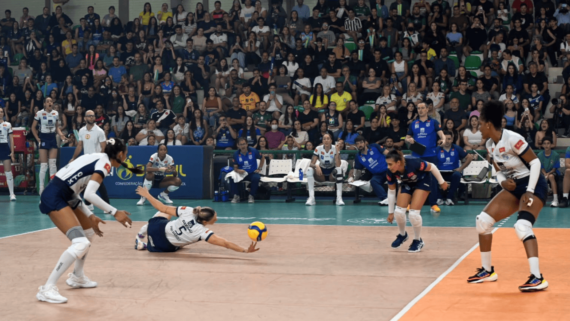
230,137,265,204
134,186,259,254
436,131,474,206
405,102,445,213
0,107,16,201
352,135,390,205
32,97,66,195
467,101,549,292
69,110,108,211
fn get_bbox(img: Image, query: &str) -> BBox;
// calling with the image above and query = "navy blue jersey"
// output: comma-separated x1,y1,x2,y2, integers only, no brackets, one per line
436,144,467,171
233,147,261,173
407,117,442,157
354,144,388,174
386,157,430,185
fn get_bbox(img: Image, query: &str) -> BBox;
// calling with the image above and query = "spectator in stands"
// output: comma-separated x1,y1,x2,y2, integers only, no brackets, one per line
239,83,260,115
463,115,484,150
136,119,165,145
187,109,208,145
230,137,265,203
436,130,473,206
226,97,246,131
559,147,570,207
215,116,237,150
346,100,366,133
538,136,561,207
535,119,558,150
253,101,272,134
516,117,537,149
239,116,260,148
264,118,286,149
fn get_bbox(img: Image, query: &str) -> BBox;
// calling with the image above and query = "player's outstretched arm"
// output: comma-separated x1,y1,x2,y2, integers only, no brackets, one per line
207,234,259,253
136,186,177,216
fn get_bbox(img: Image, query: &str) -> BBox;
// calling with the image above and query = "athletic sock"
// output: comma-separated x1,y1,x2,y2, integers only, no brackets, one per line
48,159,57,179
73,253,88,278
143,179,152,190
553,194,559,202
481,251,492,272
564,193,569,199
39,163,48,192
307,176,315,199
138,224,148,238
167,185,179,193
46,250,76,286
5,171,14,195
412,225,422,240
528,257,541,278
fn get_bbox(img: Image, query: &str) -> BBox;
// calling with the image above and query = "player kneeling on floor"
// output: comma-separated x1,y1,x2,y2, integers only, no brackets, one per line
134,186,260,254
137,144,182,205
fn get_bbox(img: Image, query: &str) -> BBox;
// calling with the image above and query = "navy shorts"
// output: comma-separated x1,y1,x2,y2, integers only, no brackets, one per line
39,133,58,150
39,177,76,214
321,167,334,179
507,175,548,205
147,217,179,253
0,143,11,160
399,174,431,196
152,175,165,188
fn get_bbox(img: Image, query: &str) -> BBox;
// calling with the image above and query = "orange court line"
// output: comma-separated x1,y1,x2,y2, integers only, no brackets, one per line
398,228,570,321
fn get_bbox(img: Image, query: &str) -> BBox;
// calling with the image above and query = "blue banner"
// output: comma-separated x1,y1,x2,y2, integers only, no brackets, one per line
59,146,206,199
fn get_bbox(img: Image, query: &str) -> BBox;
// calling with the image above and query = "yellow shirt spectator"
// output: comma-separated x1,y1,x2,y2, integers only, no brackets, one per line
240,92,260,112
158,11,173,24
61,39,77,55
310,94,329,110
330,91,352,112
139,12,154,25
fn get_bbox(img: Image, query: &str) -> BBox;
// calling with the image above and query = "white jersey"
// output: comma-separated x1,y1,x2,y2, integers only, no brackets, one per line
314,145,337,169
34,109,59,134
164,206,214,247
0,121,13,144
78,125,106,154
486,129,530,180
56,153,112,195
148,153,174,175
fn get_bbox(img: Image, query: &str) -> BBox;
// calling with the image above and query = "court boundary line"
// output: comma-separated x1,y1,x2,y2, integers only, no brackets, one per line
389,226,499,321
0,227,56,240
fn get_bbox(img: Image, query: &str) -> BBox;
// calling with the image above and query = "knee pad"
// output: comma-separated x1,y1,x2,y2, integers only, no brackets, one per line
334,167,343,183
66,226,86,240
143,179,153,190
5,171,13,180
306,167,314,178
48,159,57,170
67,237,91,259
476,212,495,235
394,206,407,224
408,209,422,227
515,211,536,242
40,163,48,172
167,185,180,192
83,228,95,242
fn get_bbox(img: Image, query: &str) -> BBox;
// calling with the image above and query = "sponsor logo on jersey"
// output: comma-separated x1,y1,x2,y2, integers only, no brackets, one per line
514,140,524,150
181,206,186,210
499,147,505,153
407,172,415,178
42,113,46,116
85,134,91,139
104,163,111,174
67,172,84,185
419,162,426,171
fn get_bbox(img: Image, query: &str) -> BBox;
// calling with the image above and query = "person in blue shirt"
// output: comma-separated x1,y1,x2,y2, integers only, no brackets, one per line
436,131,473,206
385,149,448,253
230,137,265,203
353,135,390,205
108,56,127,84
292,0,311,21
405,102,445,213
215,116,237,149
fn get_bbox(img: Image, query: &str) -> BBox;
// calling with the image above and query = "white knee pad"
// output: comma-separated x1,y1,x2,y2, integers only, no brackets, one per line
67,237,91,259
48,159,57,176
167,185,180,192
394,206,407,224
143,179,153,190
476,212,495,235
408,209,422,227
83,228,95,242
306,167,314,178
514,219,535,242
5,171,13,180
40,163,48,173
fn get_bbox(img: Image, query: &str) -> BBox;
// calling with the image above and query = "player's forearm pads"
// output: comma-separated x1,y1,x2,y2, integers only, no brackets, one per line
85,180,118,215
429,163,445,185
526,158,541,194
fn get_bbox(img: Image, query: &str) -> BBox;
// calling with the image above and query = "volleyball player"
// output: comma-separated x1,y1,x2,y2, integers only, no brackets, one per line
134,186,259,254
306,133,344,206
31,97,65,195
137,144,182,205
467,101,549,292
0,107,16,200
37,138,142,304
386,150,448,252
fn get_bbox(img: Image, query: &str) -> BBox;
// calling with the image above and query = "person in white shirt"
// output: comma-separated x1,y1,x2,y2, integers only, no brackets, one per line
240,0,256,24
251,17,271,50
263,83,284,119
210,24,228,57
170,25,189,56
313,68,336,96
0,107,16,200
137,144,182,205
135,119,165,145
134,187,260,254
292,68,312,105
69,110,109,211
173,4,188,25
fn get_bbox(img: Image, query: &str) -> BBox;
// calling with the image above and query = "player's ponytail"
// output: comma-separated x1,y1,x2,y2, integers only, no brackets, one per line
104,138,144,174
194,206,216,224
386,149,405,163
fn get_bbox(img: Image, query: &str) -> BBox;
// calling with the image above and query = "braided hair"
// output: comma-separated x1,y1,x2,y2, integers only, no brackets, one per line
104,138,144,174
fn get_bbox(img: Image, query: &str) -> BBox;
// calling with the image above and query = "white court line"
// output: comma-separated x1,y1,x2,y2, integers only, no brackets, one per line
390,225,504,321
0,227,56,240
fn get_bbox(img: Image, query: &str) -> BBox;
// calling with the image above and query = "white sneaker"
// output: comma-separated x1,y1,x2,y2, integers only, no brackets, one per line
137,197,146,206
37,285,68,304
378,198,389,206
551,200,559,207
305,197,316,206
87,204,94,211
135,237,147,251
446,199,455,206
158,192,173,204
336,197,345,206
10,194,16,201
248,195,255,203
231,194,240,203
66,272,98,288
437,199,445,206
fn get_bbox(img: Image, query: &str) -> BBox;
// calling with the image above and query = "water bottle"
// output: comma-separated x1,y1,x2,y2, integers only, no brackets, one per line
214,190,220,202
299,169,303,181
222,190,229,202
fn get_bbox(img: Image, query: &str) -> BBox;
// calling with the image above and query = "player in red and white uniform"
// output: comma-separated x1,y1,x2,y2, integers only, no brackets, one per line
306,133,344,206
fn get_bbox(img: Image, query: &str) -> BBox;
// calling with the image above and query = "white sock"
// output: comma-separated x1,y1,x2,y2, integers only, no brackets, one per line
143,179,152,190
336,183,343,198
46,250,76,286
138,224,148,238
73,229,94,278
394,208,407,236
48,159,57,179
39,163,48,192
564,193,569,199
5,171,14,195
553,194,559,202
529,257,541,278
307,176,315,199
167,185,179,193
408,210,423,240
481,251,492,272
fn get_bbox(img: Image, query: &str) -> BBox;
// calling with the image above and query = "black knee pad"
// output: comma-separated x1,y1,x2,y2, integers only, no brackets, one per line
517,210,536,225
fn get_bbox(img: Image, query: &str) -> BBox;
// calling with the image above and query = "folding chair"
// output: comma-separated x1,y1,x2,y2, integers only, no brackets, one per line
260,159,295,202
461,158,490,205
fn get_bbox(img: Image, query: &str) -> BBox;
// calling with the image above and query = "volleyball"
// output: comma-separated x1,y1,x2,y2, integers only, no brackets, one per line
247,222,268,241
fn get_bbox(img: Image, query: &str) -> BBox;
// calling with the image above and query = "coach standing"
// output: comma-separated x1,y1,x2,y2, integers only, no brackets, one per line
69,110,109,211
405,102,445,213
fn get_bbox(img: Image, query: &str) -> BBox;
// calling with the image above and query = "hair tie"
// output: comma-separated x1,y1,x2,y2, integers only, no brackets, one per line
107,138,116,145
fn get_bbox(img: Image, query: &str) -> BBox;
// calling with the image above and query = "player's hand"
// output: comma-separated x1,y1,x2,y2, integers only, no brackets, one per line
521,192,535,208
245,242,260,253
405,137,415,145
89,215,106,237
114,210,132,228
501,178,516,191
136,186,150,197
387,213,394,224
440,181,448,191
